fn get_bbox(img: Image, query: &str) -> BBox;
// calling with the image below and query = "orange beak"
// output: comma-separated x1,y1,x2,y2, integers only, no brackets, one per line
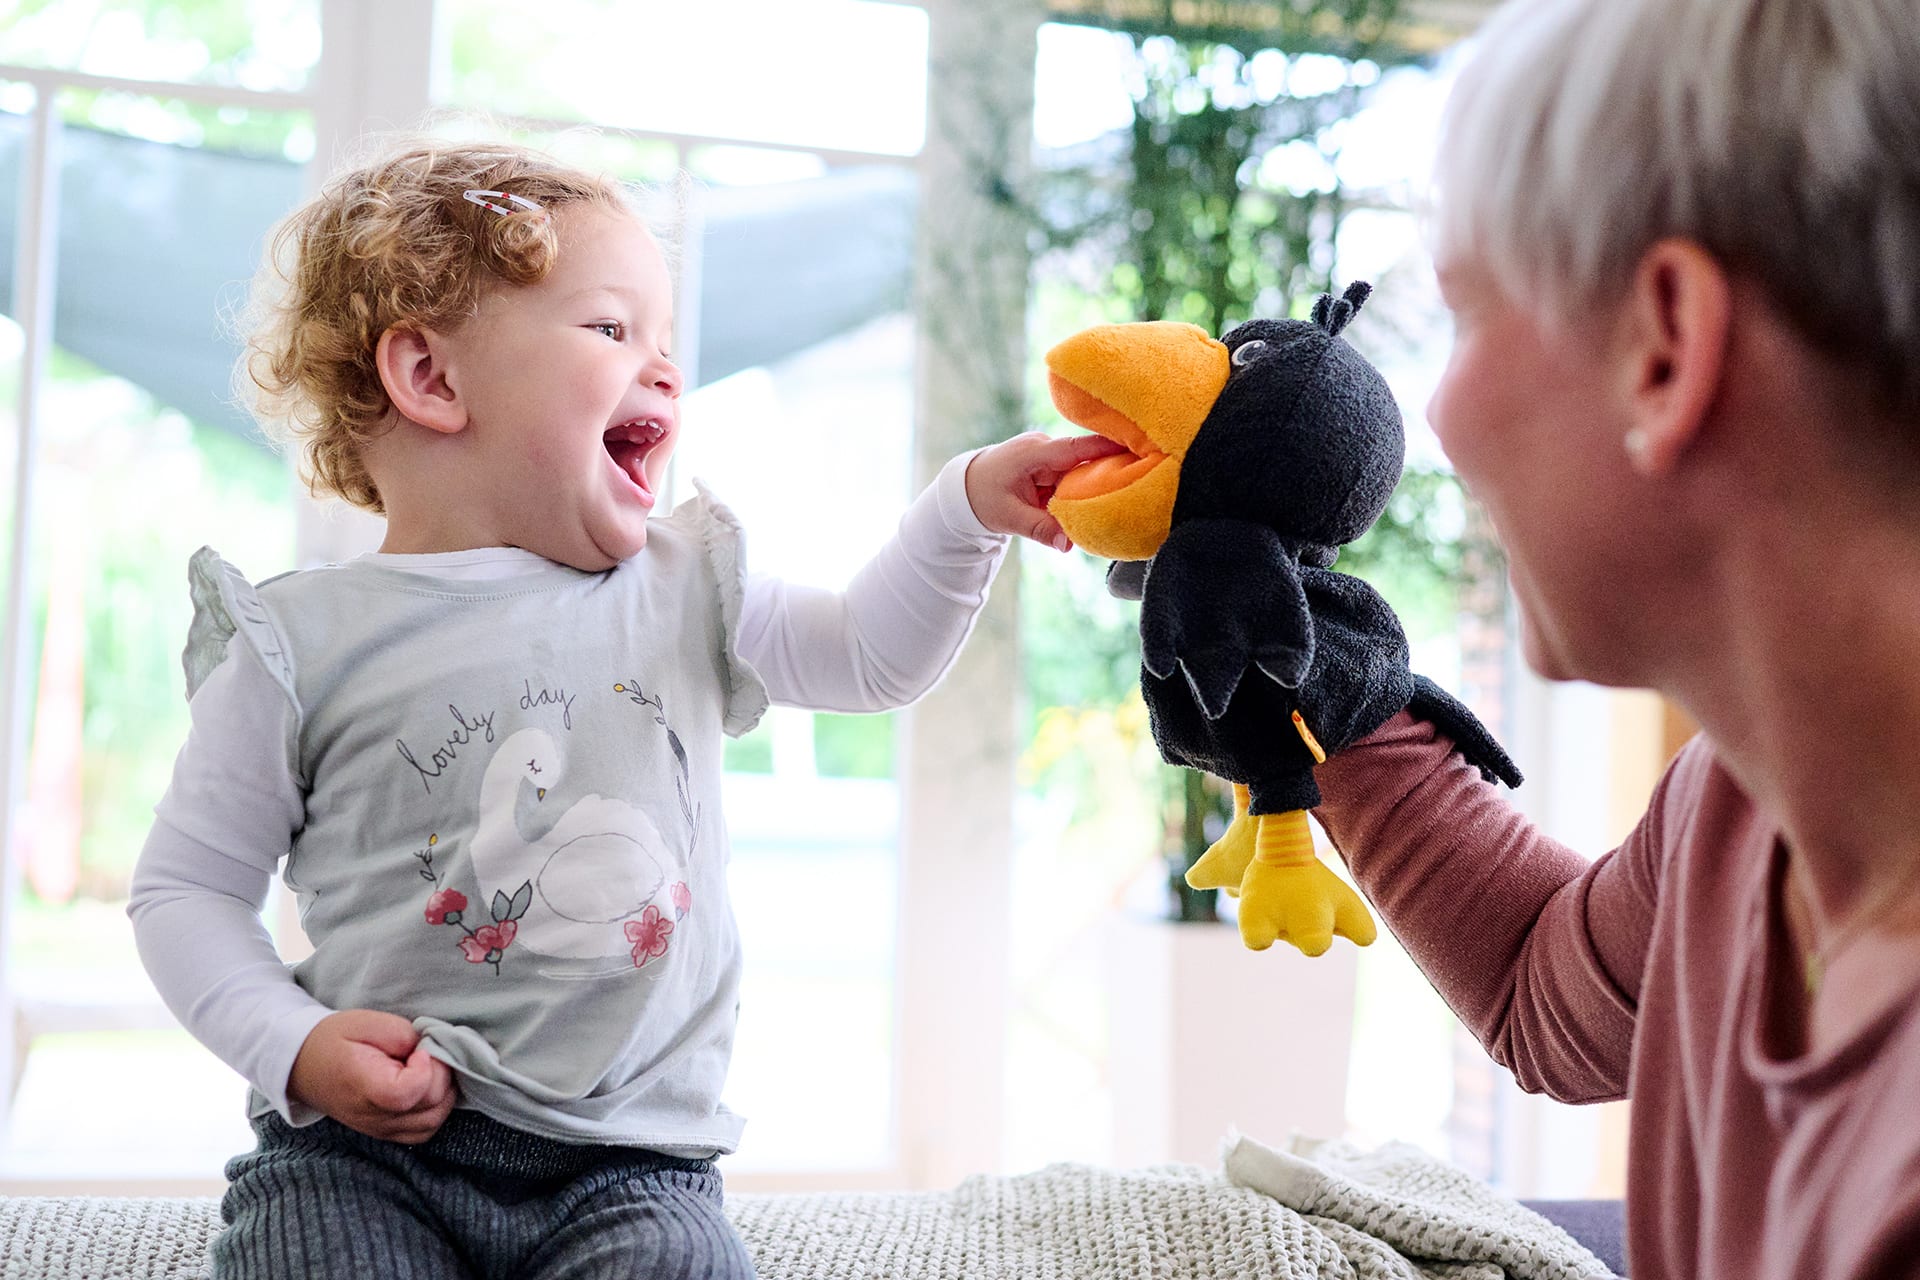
1044,321,1229,561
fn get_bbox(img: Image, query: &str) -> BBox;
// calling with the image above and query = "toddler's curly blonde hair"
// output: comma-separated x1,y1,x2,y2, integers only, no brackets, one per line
242,138,634,512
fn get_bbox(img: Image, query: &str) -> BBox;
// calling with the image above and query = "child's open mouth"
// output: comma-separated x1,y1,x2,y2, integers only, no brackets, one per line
604,418,668,501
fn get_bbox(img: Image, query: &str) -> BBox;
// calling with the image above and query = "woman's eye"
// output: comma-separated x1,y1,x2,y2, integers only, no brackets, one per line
590,321,624,340
1231,339,1268,368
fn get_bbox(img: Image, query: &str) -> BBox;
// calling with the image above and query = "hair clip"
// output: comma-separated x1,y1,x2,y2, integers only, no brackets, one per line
462,189,544,217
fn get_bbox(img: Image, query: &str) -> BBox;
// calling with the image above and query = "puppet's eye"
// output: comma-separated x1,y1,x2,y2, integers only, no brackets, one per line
1230,339,1268,368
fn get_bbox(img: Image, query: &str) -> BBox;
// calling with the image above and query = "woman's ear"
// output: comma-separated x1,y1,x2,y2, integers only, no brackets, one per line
1619,238,1732,476
376,326,467,436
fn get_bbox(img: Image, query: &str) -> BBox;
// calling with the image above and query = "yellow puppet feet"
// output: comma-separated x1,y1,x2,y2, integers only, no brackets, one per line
1184,783,1253,894
1234,810,1377,956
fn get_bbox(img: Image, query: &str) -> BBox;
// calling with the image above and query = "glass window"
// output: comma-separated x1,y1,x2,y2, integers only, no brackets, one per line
438,7,925,1173
1015,21,1476,1174
440,0,928,157
670,284,916,1176
0,87,302,1182
0,1,321,94
0,104,24,578
435,115,683,187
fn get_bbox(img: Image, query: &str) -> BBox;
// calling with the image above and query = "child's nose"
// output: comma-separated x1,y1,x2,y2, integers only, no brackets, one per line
650,357,683,398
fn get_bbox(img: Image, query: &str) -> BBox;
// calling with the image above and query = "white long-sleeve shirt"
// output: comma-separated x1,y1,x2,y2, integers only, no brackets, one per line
128,457,1006,1142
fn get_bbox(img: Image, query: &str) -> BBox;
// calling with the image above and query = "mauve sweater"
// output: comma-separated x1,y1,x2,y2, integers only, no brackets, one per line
1313,712,1920,1280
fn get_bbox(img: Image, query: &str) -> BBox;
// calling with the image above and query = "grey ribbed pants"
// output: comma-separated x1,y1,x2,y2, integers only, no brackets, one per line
213,1110,757,1279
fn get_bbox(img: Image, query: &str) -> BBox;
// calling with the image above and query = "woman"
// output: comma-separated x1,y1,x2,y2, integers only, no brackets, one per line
1311,0,1920,1276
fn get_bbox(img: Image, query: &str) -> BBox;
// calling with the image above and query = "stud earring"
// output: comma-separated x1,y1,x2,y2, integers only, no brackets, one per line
1624,428,1654,470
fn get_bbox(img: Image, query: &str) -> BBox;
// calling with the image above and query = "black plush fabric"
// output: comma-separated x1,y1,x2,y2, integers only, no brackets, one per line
1121,283,1521,813
1173,290,1405,555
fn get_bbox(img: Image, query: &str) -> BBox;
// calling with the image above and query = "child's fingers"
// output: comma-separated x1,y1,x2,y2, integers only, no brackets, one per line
419,1074,458,1126
1023,513,1072,553
1053,431,1130,460
415,1054,457,1114
964,432,1128,541
339,1008,422,1061
365,1094,450,1144
354,1040,431,1113
386,1041,448,1112
378,1074,457,1144
1018,436,1128,510
385,1108,452,1145
1037,432,1129,478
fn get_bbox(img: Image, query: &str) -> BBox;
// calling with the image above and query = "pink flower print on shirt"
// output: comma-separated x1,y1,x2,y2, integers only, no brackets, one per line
414,834,530,976
461,919,518,966
626,906,674,968
425,888,468,926
671,881,692,920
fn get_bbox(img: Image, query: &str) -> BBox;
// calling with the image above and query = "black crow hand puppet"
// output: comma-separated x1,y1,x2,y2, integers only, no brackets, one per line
1044,283,1522,956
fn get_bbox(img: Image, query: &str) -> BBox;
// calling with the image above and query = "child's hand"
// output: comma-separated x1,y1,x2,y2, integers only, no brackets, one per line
965,431,1131,552
288,1009,457,1144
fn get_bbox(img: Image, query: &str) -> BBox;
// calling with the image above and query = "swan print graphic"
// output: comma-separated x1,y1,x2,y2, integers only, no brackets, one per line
447,726,687,966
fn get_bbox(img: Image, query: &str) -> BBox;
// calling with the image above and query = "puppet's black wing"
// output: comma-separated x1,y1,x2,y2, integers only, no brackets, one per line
1408,675,1524,788
1139,519,1312,721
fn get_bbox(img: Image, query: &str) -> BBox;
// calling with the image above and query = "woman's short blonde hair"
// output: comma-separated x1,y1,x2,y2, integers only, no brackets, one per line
1431,0,1920,416
242,137,635,512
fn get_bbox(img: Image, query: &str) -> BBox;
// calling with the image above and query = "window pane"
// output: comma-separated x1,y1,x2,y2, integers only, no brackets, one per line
670,187,917,1169
0,105,23,587
433,114,684,186
670,313,915,1172
0,0,320,94
435,4,925,1172
1014,30,1479,1175
0,101,301,1182
440,0,928,156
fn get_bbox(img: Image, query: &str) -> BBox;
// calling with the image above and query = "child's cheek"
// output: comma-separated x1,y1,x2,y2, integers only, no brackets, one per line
516,434,570,471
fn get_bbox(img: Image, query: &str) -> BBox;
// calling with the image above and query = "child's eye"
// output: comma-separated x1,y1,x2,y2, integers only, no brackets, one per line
589,321,625,340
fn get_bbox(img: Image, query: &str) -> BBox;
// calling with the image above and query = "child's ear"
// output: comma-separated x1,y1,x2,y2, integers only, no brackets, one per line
376,326,467,436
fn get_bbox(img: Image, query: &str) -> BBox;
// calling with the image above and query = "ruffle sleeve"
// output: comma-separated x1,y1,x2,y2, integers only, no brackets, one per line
183,546,298,711
684,482,771,737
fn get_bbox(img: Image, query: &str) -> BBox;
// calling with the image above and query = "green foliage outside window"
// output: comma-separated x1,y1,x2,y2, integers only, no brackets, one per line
28,352,293,901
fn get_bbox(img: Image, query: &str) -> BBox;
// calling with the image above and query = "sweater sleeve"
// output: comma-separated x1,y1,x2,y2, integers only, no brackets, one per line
127,605,331,1125
734,450,1010,713
1312,711,1671,1104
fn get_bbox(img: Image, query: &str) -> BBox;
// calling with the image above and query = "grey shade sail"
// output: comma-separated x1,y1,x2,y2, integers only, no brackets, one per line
0,112,916,443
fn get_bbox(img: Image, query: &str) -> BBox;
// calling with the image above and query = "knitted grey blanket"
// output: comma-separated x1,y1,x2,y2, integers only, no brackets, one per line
0,1134,1614,1279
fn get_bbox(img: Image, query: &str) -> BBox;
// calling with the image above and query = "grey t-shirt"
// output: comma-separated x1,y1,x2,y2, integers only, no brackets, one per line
187,490,770,1150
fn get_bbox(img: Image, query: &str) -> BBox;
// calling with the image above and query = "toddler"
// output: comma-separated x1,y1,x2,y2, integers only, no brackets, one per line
127,137,1118,1279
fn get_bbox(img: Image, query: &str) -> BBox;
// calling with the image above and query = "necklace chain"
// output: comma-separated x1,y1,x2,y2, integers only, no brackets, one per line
1792,851,1920,996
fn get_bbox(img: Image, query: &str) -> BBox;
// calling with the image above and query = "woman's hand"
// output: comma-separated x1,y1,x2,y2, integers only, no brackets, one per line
964,431,1130,551
288,1009,457,1144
